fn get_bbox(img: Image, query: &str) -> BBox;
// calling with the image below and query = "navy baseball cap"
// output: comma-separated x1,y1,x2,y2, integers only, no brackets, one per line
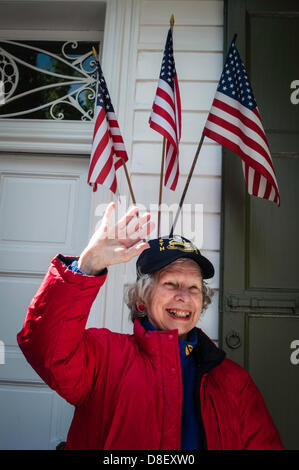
136,235,214,279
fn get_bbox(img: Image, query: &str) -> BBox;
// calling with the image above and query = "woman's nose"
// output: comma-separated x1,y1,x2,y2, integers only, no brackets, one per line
173,287,190,301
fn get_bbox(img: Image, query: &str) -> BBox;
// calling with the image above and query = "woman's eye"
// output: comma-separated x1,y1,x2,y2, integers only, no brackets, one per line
190,286,202,293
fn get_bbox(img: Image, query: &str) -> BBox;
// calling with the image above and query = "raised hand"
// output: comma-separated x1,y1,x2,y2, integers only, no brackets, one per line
78,203,155,275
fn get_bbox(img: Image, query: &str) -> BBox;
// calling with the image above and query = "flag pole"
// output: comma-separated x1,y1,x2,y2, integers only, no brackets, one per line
170,132,205,236
169,32,237,235
157,137,166,236
122,161,137,205
157,15,175,237
92,47,137,206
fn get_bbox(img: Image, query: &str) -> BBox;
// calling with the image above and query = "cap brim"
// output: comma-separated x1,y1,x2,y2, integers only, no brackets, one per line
137,250,214,279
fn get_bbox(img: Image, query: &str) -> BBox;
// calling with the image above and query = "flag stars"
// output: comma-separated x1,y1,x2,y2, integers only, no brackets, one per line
159,33,177,91
217,41,257,110
97,71,115,112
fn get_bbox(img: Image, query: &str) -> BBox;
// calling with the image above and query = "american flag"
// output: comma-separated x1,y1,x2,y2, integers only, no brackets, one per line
149,28,181,191
203,38,280,206
88,62,128,194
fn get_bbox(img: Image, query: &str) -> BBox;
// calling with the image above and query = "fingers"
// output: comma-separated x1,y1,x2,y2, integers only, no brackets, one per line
114,206,140,236
101,201,116,234
98,203,155,245
115,240,151,263
126,212,151,239
114,206,154,241
112,220,155,264
134,220,155,241
126,241,151,260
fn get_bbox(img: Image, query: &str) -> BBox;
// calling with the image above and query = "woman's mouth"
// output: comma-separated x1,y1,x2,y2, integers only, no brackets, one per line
166,308,191,320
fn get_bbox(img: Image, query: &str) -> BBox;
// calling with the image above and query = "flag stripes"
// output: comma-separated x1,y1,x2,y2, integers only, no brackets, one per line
204,92,279,202
203,39,280,206
88,63,128,194
149,29,181,191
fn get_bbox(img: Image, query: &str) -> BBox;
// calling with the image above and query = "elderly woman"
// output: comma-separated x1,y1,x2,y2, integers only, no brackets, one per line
17,203,283,450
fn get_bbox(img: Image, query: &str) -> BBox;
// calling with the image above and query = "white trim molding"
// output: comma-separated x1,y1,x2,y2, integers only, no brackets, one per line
0,119,94,154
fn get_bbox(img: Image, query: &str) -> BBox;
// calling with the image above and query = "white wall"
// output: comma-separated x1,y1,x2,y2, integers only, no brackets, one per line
94,0,224,342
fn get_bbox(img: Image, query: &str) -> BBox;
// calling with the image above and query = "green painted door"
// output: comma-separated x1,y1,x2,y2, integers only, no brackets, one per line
221,0,299,450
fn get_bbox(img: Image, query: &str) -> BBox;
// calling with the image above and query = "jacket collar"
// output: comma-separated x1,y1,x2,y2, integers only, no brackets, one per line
141,315,199,360
133,319,226,373
133,318,179,357
194,329,226,374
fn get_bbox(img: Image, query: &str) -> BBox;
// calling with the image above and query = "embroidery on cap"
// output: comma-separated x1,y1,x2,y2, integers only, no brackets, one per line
167,236,198,254
159,238,165,251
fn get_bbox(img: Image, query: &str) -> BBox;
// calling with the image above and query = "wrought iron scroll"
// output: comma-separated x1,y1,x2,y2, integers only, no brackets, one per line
0,40,98,120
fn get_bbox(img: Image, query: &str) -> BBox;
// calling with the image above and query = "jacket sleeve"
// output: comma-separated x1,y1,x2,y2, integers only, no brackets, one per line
239,373,284,450
17,254,108,406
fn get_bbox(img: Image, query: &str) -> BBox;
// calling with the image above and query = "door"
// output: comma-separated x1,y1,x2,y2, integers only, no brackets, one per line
0,154,91,449
221,0,299,450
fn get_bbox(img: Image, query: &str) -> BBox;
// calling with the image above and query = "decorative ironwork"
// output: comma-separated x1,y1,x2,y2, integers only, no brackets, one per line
0,40,98,120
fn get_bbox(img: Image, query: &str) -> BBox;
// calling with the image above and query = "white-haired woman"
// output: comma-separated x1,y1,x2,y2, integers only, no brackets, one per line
18,203,283,450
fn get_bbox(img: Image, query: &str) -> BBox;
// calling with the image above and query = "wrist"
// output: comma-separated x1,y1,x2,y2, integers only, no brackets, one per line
78,252,107,276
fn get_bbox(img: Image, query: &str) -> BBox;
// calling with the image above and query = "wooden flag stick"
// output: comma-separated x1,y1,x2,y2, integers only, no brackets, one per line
157,137,166,236
91,47,137,206
122,160,136,205
170,132,205,236
157,15,175,237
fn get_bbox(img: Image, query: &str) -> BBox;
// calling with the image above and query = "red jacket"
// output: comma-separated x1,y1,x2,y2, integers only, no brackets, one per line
17,255,284,450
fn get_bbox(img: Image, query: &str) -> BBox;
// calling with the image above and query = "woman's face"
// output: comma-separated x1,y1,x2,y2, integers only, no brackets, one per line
146,259,203,340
